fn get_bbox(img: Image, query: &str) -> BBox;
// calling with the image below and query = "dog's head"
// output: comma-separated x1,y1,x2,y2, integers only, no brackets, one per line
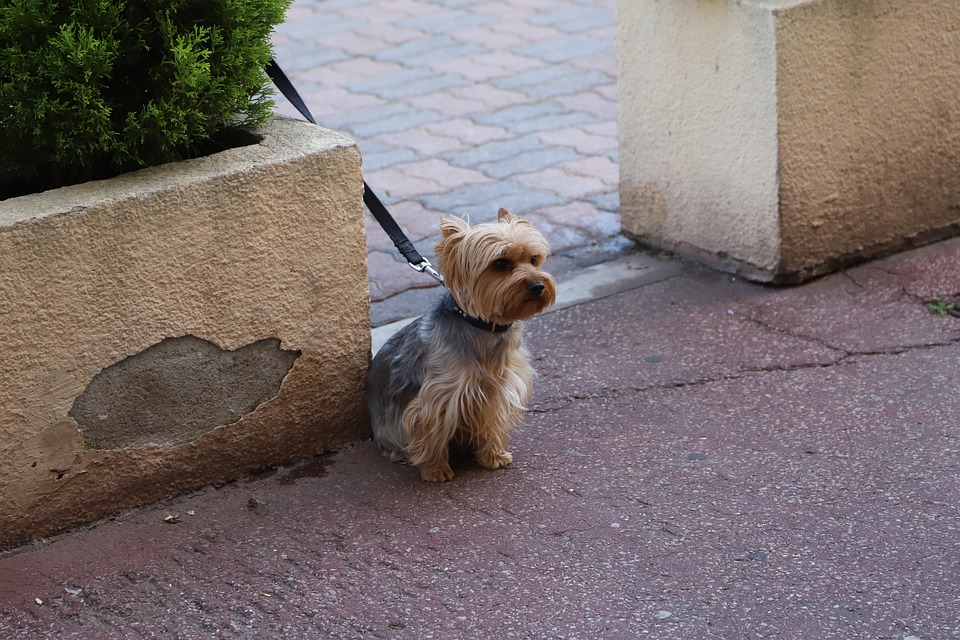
435,208,556,324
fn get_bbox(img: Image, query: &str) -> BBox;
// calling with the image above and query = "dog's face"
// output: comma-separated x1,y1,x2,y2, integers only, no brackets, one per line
435,208,557,324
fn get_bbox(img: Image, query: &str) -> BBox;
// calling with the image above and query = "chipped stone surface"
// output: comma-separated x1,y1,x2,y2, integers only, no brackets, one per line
70,337,301,450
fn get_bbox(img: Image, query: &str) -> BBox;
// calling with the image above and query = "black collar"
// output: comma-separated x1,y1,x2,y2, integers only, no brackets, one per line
451,302,513,333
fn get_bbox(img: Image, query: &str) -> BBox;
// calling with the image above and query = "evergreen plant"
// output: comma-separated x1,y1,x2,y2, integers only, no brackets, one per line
0,0,291,196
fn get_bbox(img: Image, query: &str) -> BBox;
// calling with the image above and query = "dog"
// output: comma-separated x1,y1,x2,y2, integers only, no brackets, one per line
367,208,556,482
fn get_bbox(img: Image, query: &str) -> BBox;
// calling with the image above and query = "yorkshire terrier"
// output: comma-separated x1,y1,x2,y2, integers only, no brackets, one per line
367,208,557,482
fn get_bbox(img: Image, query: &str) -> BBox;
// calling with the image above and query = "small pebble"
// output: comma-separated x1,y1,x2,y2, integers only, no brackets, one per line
653,610,672,620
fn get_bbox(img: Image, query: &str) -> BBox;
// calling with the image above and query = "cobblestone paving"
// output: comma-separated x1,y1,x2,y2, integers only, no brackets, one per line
271,0,620,309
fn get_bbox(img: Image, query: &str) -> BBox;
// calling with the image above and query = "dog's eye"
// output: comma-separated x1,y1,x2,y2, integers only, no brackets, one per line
492,258,512,271
530,255,542,267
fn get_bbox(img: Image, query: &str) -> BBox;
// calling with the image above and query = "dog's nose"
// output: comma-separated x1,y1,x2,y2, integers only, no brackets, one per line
528,281,545,296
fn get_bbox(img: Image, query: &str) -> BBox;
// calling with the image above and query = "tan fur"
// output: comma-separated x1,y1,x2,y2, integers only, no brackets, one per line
402,329,534,481
369,208,556,482
437,209,556,324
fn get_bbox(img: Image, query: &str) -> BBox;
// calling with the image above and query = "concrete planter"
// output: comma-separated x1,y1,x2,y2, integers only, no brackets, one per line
0,117,370,549
616,0,960,283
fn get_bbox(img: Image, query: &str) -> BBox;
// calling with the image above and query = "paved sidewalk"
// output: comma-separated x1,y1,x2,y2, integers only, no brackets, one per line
2,239,959,639
269,0,620,325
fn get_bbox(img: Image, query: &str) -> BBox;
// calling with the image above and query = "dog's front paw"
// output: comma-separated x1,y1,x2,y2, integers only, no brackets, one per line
478,450,513,470
419,462,455,483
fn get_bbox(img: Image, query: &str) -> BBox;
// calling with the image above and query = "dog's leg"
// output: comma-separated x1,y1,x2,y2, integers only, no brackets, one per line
473,414,514,471
402,396,455,482
476,445,513,470
473,362,531,471
417,459,455,483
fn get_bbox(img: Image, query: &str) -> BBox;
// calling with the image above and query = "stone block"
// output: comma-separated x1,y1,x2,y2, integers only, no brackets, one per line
0,117,369,549
617,0,960,283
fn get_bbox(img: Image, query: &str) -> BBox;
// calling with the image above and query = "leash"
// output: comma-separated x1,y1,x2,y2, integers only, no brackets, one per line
265,59,445,285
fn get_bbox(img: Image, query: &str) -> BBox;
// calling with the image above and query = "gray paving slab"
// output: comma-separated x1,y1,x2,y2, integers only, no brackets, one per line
511,34,614,63
439,134,547,166
416,179,567,218
358,140,423,172
470,100,569,129
342,106,447,138
395,10,497,34
528,8,615,33
271,46,352,71
504,110,598,135
585,190,620,212
368,36,486,65
475,146,585,179
491,65,612,100
356,72,473,101
278,16,366,39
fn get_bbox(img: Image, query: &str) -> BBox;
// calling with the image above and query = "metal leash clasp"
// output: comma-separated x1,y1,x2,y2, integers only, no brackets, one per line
409,258,445,286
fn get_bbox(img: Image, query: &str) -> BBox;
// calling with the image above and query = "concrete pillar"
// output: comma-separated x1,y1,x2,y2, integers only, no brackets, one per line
616,0,960,283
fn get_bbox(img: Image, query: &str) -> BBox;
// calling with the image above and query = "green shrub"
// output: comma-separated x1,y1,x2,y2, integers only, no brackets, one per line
0,0,291,196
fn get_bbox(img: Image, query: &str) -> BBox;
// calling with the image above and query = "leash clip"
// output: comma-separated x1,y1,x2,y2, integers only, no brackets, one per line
409,258,445,285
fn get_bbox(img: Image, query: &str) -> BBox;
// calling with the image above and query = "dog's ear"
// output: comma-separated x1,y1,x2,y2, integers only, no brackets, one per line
497,208,519,224
439,216,469,238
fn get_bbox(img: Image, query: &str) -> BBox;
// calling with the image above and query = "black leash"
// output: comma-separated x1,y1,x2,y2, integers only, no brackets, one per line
265,58,444,285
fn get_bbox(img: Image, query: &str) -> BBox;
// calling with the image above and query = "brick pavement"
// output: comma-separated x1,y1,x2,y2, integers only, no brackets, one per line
270,0,619,318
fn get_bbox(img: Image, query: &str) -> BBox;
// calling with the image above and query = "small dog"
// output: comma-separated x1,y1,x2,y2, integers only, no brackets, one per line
367,208,556,482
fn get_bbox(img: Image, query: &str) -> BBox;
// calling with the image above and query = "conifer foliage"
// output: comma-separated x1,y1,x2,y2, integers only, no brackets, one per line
0,0,291,194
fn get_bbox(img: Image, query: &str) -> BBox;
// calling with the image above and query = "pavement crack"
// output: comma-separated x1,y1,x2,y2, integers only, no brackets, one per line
838,339,960,359
840,269,869,290
533,338,960,410
735,311,848,356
